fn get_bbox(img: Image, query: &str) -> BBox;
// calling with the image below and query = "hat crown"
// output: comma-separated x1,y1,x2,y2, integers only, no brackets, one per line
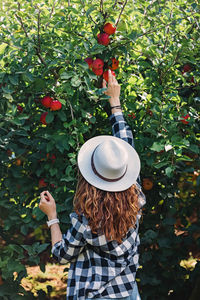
93,140,128,180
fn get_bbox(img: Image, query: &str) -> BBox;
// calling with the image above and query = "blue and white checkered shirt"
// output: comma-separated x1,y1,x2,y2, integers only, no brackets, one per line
52,112,146,299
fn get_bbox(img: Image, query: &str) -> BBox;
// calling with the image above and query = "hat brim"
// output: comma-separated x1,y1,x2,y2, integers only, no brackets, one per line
78,135,140,192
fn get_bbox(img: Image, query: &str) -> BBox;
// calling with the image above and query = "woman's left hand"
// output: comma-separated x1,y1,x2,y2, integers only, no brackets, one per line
39,191,57,220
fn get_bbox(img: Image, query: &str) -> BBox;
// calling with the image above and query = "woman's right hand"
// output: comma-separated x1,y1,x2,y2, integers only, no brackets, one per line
39,191,57,221
102,69,121,107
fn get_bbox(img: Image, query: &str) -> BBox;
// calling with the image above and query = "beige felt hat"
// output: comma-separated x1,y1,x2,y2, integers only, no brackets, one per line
77,135,140,192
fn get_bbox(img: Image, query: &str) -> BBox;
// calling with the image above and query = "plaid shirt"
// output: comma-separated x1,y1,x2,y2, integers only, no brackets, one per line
52,112,146,299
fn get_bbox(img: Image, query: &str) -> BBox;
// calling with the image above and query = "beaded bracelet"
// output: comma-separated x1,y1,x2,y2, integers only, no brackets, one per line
47,218,60,228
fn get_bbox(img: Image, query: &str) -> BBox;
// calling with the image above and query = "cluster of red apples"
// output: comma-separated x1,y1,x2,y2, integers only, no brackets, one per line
40,96,62,125
85,23,119,82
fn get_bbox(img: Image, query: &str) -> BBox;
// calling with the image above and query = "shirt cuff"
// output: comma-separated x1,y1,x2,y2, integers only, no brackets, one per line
109,111,123,119
109,112,124,125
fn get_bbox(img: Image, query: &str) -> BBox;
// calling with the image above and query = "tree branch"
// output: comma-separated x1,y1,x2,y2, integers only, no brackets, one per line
68,0,71,22
160,51,180,81
100,0,104,13
80,0,97,25
67,100,74,120
34,9,48,67
113,0,118,9
37,9,41,53
45,0,57,30
115,0,128,27
163,10,173,56
15,2,29,38
14,14,29,38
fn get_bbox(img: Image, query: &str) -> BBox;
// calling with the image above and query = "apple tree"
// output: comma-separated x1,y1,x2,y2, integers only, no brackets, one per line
0,0,199,299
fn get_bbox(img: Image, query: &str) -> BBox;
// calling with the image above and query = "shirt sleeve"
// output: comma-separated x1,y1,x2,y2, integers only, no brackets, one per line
109,112,135,148
109,111,143,184
51,212,86,264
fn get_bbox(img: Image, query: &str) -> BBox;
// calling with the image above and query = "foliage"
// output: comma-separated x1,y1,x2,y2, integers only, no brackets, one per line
0,0,199,299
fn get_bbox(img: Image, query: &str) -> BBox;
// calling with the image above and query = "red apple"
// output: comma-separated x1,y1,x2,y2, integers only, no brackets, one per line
92,67,103,76
128,113,136,119
40,112,48,125
41,96,53,108
47,153,56,162
85,57,93,69
103,70,115,82
17,105,23,113
183,64,192,73
180,114,190,124
92,58,104,70
39,178,48,188
50,100,62,111
97,33,110,46
103,23,116,35
109,58,119,70
7,149,12,156
190,76,195,83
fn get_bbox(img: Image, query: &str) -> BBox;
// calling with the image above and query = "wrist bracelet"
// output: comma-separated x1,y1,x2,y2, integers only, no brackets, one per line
110,105,122,110
47,218,60,228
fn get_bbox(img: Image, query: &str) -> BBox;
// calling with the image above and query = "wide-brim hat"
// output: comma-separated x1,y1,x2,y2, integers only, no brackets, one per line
77,135,140,192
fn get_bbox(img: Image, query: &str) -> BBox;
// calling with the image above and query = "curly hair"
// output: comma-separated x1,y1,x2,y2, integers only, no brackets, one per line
73,174,140,243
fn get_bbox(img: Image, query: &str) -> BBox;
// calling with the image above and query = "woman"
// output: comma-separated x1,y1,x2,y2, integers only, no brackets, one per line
39,70,146,299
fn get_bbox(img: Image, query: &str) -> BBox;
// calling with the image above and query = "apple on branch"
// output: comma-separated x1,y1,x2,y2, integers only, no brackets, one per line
103,23,116,35
97,33,110,46
50,100,62,111
41,96,53,108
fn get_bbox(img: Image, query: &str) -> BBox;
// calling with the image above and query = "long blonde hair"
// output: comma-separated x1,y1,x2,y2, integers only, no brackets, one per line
73,174,140,243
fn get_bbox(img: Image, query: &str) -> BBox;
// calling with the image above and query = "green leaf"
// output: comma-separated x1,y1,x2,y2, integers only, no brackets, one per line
165,166,175,177
158,237,171,248
45,111,54,123
190,144,199,153
57,111,67,121
62,139,69,150
0,43,7,54
76,59,88,70
141,251,152,263
49,168,57,176
153,160,169,169
18,137,32,145
32,207,45,221
150,142,164,152
86,6,96,17
142,229,158,244
85,69,97,80
71,76,82,87
60,71,74,80
8,75,19,85
3,93,14,101
2,85,15,93
38,243,49,253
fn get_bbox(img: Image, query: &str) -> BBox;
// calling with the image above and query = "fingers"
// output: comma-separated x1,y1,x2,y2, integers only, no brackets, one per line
108,69,113,86
108,69,119,86
102,79,107,89
40,191,50,202
113,76,118,85
46,191,55,202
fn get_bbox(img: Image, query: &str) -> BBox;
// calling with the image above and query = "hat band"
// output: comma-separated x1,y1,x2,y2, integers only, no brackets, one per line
91,146,127,183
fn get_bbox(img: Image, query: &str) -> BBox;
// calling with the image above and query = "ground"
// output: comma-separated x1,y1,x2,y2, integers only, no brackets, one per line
21,263,68,299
